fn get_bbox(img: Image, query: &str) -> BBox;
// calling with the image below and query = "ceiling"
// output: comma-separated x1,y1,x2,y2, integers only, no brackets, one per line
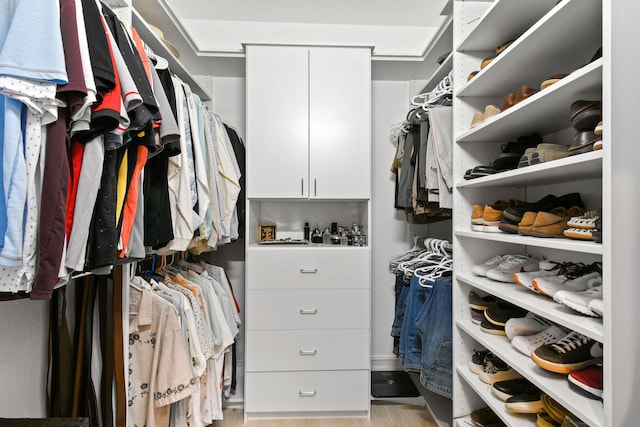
131,0,451,80
165,0,448,27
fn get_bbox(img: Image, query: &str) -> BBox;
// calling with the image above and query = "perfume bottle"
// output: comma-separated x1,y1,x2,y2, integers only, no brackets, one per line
340,230,348,246
322,227,332,244
311,225,323,243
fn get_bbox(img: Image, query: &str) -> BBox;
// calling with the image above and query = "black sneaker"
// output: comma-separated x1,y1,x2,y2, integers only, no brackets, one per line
492,378,536,401
479,357,523,384
480,315,506,336
505,388,545,414
484,301,529,327
531,331,603,374
493,133,543,171
469,290,497,310
469,349,492,375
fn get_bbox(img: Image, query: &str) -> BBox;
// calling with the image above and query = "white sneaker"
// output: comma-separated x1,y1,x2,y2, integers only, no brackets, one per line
511,325,566,356
532,262,602,297
486,255,539,283
472,254,508,277
554,285,603,317
513,260,559,292
587,298,603,317
505,312,556,341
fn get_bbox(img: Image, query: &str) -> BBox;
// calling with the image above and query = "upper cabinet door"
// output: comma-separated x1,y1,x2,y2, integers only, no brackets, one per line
246,46,310,198
309,48,371,199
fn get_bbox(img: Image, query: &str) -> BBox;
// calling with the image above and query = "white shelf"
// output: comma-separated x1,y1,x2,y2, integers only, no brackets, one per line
455,230,604,255
457,0,602,99
457,59,602,143
457,320,604,427
456,0,558,53
457,367,536,427
457,150,602,189
456,273,603,342
131,8,211,101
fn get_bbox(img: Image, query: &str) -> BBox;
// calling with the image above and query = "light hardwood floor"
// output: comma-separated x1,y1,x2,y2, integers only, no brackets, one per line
212,402,438,426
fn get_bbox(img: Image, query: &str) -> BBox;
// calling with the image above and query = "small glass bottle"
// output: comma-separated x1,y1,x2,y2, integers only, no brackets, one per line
340,231,348,245
322,227,332,244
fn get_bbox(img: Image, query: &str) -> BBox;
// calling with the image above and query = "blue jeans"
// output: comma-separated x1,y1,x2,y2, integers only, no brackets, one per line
416,274,453,398
391,273,410,338
399,274,432,372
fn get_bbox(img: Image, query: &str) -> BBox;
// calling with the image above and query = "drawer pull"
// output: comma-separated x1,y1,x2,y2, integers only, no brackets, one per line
299,389,317,397
299,349,317,356
299,308,318,315
300,268,318,274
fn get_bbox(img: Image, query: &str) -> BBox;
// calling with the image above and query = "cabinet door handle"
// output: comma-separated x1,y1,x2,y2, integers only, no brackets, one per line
299,390,317,397
301,177,304,196
299,268,318,274
299,308,318,315
314,178,317,196
299,349,317,356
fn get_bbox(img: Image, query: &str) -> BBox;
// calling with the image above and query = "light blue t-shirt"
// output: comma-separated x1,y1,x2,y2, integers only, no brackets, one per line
0,94,26,266
0,0,68,84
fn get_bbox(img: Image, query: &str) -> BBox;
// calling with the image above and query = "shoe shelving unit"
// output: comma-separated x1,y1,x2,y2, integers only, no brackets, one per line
450,0,619,426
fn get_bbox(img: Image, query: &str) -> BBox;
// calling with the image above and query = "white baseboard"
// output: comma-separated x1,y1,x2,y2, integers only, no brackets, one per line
371,355,403,371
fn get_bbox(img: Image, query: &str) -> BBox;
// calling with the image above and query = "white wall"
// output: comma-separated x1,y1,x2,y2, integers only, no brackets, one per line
370,81,414,368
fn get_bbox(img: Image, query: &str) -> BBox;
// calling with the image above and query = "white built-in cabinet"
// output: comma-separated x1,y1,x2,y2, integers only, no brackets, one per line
246,45,371,199
244,45,372,420
450,0,640,426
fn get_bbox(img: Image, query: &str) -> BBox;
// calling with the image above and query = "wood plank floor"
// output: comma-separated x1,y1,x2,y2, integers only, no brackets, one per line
212,402,438,426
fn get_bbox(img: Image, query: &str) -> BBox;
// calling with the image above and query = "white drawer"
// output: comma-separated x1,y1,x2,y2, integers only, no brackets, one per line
247,247,370,290
246,289,369,330
246,329,369,372
244,370,369,413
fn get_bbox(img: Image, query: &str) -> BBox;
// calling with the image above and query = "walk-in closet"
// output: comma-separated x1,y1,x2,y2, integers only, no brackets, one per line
0,1,637,426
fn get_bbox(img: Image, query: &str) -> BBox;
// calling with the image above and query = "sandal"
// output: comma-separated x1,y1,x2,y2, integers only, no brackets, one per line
563,227,594,241
566,210,599,229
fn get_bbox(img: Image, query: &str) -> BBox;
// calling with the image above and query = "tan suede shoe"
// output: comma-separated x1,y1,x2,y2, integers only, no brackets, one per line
532,206,586,238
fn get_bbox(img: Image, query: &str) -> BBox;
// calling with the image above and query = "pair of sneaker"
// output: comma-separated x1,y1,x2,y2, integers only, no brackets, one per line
553,284,603,317
531,330,603,374
514,261,602,300
492,377,545,414
472,254,540,283
469,349,523,385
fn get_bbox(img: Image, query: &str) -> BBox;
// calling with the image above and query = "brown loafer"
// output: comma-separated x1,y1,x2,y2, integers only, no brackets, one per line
532,206,586,238
518,211,539,236
513,85,537,105
496,39,516,55
570,100,602,131
568,131,600,155
481,56,496,70
468,70,479,81
502,93,516,111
